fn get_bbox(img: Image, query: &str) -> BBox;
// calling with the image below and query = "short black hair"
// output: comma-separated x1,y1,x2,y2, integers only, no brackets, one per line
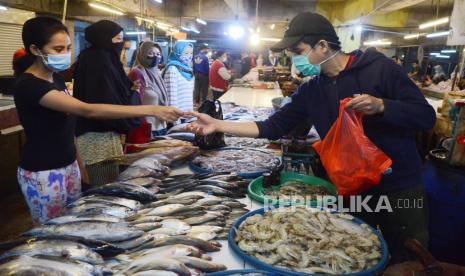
199,45,209,51
215,50,226,59
300,35,341,51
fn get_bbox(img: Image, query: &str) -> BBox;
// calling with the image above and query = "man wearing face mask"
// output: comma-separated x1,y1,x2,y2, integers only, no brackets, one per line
209,50,232,100
187,12,436,263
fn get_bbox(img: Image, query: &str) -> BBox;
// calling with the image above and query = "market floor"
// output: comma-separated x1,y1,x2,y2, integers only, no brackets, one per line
0,193,31,243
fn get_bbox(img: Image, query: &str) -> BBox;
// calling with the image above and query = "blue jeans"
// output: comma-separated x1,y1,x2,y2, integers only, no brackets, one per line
152,129,167,137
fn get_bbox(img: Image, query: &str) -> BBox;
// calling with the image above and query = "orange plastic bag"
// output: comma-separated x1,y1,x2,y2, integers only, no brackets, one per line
312,98,392,196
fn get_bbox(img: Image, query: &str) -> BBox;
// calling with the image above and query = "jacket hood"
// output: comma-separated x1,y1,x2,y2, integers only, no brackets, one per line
347,47,387,70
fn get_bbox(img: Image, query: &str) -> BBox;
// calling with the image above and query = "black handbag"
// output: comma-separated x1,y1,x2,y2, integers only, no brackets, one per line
195,100,226,149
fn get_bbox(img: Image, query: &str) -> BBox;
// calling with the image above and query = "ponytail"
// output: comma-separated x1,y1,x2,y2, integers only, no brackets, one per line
14,53,36,76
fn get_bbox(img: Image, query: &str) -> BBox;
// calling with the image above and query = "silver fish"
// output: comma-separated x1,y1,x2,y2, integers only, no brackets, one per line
121,177,162,187
133,270,178,276
133,222,162,232
112,234,154,250
147,204,202,217
0,239,103,265
174,256,227,272
160,219,191,234
186,231,217,241
0,255,94,276
189,226,224,233
124,257,191,276
69,195,142,210
148,236,221,252
24,221,144,242
46,213,122,225
184,214,218,225
68,203,134,218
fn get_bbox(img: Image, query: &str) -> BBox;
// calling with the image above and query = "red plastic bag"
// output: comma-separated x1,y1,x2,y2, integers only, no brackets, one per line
312,98,392,196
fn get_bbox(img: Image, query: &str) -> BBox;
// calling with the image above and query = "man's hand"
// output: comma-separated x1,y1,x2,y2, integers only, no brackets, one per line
184,111,218,135
346,94,385,115
131,80,142,92
152,106,184,123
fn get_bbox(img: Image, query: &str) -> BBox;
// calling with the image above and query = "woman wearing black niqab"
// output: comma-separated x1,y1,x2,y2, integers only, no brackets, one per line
73,20,155,185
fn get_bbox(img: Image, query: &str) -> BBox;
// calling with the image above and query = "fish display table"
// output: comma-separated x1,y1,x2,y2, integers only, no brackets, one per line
170,165,263,270
219,86,282,108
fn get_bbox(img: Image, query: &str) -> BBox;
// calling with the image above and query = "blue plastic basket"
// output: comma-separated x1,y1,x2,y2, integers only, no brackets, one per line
189,147,281,179
206,269,278,276
228,208,389,276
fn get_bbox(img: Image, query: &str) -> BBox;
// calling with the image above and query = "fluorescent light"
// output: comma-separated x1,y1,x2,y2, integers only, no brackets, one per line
126,31,146,35
363,40,392,46
89,2,124,15
404,33,420,40
426,31,450,38
169,28,180,33
260,37,281,42
196,18,207,25
430,52,440,56
179,39,197,43
250,33,260,46
181,26,191,32
228,25,244,40
419,17,449,29
135,16,154,24
154,0,162,3
156,25,169,31
436,55,450,58
204,43,208,46
441,49,456,53
355,25,363,32
270,24,275,30
156,22,171,28
191,28,200,34
0,5,8,11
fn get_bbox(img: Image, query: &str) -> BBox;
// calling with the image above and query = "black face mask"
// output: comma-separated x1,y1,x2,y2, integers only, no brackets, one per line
112,42,125,55
147,56,160,68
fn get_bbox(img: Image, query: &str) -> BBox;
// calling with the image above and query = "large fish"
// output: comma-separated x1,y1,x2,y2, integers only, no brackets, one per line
174,256,227,272
85,182,155,203
123,257,191,276
69,195,142,210
0,255,95,276
24,221,144,242
46,213,122,225
139,236,221,252
0,239,103,265
67,203,134,219
118,162,170,181
122,177,162,187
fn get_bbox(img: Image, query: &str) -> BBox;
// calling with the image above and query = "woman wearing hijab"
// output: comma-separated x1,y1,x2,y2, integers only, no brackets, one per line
73,20,181,185
128,41,168,137
163,41,194,120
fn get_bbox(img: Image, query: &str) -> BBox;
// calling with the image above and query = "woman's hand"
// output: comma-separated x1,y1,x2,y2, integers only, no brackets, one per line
185,111,219,135
153,106,184,123
346,94,385,115
131,80,142,92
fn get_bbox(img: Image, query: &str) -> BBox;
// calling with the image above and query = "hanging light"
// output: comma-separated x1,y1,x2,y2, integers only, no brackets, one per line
153,0,162,3
419,17,449,29
191,28,200,34
429,52,440,56
181,26,191,32
169,28,180,33
126,31,147,35
135,16,154,24
426,31,450,38
89,2,124,15
436,55,450,58
363,40,392,46
441,49,456,53
228,25,244,40
196,18,207,25
404,33,420,40
355,25,363,32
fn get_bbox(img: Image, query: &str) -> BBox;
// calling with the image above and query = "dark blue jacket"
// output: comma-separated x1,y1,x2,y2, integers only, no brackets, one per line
193,53,209,75
257,48,436,192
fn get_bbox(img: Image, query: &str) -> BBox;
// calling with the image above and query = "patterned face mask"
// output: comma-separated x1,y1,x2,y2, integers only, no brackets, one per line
180,54,193,65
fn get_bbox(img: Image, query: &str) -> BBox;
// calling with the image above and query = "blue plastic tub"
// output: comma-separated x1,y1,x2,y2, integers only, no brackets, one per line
189,147,281,179
229,208,389,276
206,269,278,276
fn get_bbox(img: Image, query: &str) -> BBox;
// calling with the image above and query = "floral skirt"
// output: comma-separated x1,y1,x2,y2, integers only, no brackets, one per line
17,160,81,225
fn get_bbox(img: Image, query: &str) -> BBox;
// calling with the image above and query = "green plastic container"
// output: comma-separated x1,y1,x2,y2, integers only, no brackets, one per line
248,172,337,205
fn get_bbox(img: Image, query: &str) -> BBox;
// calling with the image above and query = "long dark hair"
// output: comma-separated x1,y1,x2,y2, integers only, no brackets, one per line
15,17,69,75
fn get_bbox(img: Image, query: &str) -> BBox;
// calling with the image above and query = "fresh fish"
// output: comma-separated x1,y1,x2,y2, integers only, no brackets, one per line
146,236,221,252
193,185,236,197
122,177,162,187
148,228,179,236
174,256,227,272
68,203,134,218
133,222,162,231
189,226,223,233
161,219,191,232
85,182,155,203
193,196,224,206
167,210,207,219
0,239,103,265
0,255,95,276
186,231,217,241
165,132,195,142
46,213,122,225
146,197,200,209
112,234,154,250
198,179,238,189
160,181,200,193
118,160,170,181
171,191,208,200
130,244,198,259
147,204,203,217
24,221,144,242
131,154,172,168
206,205,232,212
129,216,164,225
123,257,191,276
133,270,178,276
184,214,218,225
69,195,142,210
223,201,248,209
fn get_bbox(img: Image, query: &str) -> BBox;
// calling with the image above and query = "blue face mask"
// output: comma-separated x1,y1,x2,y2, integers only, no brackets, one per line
180,54,192,65
292,54,320,76
39,51,71,72
292,47,340,77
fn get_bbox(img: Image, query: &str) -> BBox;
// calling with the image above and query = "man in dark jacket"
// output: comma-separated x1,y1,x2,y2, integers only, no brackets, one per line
187,12,436,263
193,45,210,105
